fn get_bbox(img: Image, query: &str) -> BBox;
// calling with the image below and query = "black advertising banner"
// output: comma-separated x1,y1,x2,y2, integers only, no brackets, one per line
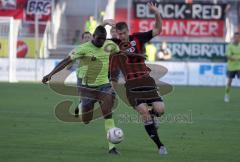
134,1,226,20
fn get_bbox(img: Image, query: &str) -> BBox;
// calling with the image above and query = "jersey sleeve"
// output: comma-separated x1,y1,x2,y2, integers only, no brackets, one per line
133,30,153,44
104,40,120,54
69,45,85,61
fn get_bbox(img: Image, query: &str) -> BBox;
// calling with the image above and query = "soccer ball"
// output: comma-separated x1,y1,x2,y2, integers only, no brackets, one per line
107,127,124,144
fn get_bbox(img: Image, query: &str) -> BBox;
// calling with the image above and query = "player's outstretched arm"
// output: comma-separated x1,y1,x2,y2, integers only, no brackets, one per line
42,56,72,84
148,2,162,36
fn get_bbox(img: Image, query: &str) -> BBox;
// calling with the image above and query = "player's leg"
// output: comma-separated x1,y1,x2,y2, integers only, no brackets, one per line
148,101,165,129
224,71,235,102
151,101,168,154
75,78,82,117
125,77,167,154
151,101,165,117
81,98,95,124
135,103,166,154
98,84,120,155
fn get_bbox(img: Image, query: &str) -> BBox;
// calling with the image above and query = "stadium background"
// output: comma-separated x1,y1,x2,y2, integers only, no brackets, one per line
0,0,240,162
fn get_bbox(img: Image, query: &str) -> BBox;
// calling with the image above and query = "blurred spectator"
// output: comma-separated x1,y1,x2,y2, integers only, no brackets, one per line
0,0,16,9
85,16,97,34
110,26,118,39
157,42,172,61
145,42,157,61
72,30,81,45
81,31,92,43
225,1,239,42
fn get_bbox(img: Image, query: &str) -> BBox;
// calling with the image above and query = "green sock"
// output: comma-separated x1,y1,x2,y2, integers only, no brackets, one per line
225,86,231,95
105,118,116,150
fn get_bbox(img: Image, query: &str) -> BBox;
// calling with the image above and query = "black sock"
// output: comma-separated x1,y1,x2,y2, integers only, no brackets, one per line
74,106,79,117
144,120,164,149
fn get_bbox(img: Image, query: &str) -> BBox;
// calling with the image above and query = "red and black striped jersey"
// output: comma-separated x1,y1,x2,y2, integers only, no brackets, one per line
110,30,153,81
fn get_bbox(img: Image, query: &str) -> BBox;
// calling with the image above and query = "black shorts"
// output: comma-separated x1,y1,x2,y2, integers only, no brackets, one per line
227,70,240,79
125,76,163,107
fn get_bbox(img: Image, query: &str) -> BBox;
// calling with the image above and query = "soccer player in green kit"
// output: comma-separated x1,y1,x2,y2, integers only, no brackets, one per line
224,32,240,102
42,26,121,155
74,31,92,117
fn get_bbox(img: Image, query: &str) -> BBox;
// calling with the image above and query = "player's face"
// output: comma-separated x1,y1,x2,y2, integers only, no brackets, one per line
110,27,118,39
116,28,129,42
92,34,106,47
82,33,92,43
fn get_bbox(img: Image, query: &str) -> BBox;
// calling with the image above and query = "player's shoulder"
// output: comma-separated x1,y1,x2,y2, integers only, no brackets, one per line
103,40,120,54
79,41,92,48
104,40,119,48
132,30,152,36
105,39,117,45
75,42,92,51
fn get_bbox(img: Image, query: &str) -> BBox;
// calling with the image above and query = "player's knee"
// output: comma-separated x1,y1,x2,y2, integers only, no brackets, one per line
136,106,151,121
153,102,165,116
137,107,149,116
155,107,165,115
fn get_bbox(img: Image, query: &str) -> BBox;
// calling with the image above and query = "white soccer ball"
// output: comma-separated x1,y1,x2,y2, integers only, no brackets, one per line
107,127,124,144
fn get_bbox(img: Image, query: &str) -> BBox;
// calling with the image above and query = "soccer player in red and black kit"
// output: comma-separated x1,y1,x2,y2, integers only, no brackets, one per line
109,2,168,155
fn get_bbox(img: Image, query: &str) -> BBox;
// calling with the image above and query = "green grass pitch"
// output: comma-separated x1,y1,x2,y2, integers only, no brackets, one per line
0,83,240,162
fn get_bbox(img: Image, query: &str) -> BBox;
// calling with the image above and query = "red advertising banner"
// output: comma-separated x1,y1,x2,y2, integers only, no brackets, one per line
0,0,51,24
131,19,225,37
0,0,25,19
115,8,225,37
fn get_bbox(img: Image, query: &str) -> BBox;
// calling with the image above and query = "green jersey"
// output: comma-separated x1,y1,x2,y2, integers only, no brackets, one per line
226,43,240,71
70,40,119,86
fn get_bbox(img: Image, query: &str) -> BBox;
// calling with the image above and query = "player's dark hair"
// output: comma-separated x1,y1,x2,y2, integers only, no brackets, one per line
81,31,91,39
116,22,128,30
93,25,107,36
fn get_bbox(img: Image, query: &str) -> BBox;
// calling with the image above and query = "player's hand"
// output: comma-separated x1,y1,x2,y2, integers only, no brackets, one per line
147,2,159,14
102,19,116,27
42,74,52,84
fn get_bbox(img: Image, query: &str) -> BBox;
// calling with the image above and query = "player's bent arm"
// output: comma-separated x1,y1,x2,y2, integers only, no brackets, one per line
148,3,162,36
152,12,162,36
42,56,72,84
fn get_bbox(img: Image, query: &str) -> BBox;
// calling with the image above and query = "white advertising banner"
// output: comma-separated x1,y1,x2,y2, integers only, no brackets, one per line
0,58,9,81
148,62,188,85
188,62,240,86
16,59,42,81
0,59,240,87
